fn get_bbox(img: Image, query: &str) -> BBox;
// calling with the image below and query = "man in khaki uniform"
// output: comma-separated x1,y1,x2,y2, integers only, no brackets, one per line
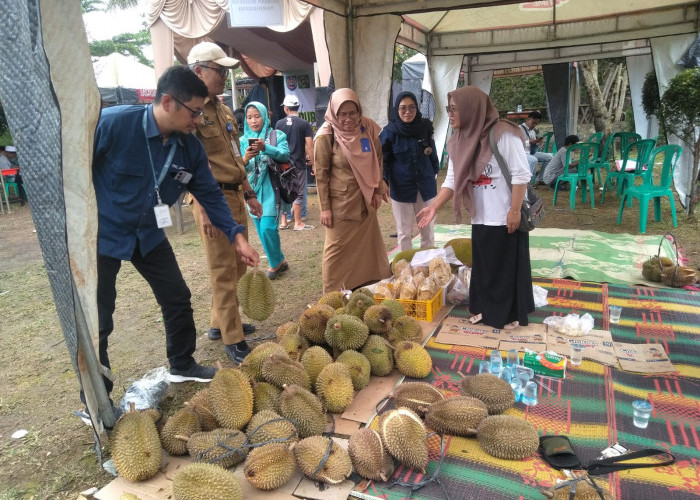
188,42,263,364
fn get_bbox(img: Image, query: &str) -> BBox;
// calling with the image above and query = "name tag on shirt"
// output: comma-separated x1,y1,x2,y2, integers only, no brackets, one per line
360,137,371,152
154,203,172,228
232,140,241,158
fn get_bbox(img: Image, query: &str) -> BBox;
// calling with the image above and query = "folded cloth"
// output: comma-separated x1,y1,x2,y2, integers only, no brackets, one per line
539,435,581,470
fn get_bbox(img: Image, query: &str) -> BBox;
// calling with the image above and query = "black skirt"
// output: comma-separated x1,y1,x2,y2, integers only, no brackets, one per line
469,224,535,328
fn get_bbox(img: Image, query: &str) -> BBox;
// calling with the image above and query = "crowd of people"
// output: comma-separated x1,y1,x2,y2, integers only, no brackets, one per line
30,42,547,423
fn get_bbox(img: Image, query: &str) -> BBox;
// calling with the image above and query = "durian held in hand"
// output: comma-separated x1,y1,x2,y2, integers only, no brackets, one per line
237,267,276,321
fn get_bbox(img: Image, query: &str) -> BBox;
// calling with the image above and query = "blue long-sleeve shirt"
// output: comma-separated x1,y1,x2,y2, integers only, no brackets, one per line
380,127,440,203
93,105,244,260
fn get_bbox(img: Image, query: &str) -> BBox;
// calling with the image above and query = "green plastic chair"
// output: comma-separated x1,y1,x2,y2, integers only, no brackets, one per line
588,131,604,145
541,131,557,154
4,181,19,198
588,131,641,186
553,142,595,210
618,144,682,233
601,138,656,204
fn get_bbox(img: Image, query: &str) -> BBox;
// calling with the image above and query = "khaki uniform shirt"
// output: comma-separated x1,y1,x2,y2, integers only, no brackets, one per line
195,98,247,184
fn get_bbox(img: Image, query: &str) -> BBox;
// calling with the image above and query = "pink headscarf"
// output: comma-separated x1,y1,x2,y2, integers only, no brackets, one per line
317,88,382,207
446,86,522,219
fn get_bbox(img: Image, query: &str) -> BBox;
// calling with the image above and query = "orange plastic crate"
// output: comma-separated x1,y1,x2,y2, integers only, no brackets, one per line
374,287,443,322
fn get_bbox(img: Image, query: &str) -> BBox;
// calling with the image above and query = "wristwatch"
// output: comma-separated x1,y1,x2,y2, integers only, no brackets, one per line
244,190,257,201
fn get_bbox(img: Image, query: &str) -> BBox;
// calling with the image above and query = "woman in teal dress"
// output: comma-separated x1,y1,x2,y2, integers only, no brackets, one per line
242,101,291,279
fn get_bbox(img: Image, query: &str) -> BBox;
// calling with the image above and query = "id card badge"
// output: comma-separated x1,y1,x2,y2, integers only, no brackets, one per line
154,203,172,228
231,140,241,157
360,137,371,152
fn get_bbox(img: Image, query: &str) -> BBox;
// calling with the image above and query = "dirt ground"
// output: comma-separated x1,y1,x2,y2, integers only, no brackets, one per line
0,169,698,499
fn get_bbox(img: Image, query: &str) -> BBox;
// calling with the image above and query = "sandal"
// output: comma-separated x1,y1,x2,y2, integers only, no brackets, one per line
538,435,581,470
278,222,290,230
468,313,482,324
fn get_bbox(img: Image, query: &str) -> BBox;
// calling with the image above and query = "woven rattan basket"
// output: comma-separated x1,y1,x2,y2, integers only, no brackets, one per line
656,233,699,287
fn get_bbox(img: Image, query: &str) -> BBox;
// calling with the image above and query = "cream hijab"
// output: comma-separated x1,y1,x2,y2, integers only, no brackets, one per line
317,88,382,207
447,86,522,219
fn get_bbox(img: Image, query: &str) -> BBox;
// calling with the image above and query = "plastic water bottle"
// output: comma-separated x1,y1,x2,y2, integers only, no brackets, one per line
517,104,523,113
490,350,503,375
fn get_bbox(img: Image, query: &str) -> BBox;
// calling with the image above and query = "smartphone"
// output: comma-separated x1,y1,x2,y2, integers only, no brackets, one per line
248,138,257,148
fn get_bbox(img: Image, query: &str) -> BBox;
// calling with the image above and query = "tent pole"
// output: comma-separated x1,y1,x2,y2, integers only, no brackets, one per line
347,3,354,89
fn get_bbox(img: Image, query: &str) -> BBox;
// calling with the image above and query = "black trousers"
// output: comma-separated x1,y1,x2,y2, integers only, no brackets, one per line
96,239,197,394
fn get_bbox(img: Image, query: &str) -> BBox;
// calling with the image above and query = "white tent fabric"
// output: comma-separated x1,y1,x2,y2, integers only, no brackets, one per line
429,55,464,164
626,54,659,140
93,53,157,90
651,33,699,209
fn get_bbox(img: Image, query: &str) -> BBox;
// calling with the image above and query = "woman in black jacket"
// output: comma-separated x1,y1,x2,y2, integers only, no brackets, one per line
380,91,440,251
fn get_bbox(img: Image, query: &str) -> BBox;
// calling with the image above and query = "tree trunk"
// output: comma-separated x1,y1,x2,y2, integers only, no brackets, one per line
614,66,628,123
580,60,611,135
689,137,700,216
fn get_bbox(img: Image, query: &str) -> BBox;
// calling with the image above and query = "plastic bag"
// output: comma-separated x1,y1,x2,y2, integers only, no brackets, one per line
543,313,594,337
118,366,170,413
445,274,469,304
409,246,463,267
533,285,549,307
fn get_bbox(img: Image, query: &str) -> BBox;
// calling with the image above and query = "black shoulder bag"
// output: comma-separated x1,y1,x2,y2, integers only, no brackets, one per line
489,127,544,233
266,130,298,205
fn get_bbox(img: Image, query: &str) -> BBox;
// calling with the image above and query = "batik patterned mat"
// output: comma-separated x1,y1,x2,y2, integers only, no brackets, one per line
351,278,700,500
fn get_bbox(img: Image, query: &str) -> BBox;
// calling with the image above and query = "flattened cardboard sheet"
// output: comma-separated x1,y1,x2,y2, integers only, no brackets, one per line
435,316,547,350
613,342,676,373
546,329,619,367
341,369,403,424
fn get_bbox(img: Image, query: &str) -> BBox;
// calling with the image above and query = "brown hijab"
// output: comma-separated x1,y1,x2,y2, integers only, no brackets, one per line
317,88,382,207
446,86,522,219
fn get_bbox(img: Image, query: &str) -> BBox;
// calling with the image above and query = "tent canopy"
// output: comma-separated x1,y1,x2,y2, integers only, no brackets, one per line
92,52,156,90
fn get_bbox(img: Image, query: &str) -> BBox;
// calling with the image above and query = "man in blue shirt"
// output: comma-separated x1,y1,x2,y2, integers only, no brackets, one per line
92,66,259,400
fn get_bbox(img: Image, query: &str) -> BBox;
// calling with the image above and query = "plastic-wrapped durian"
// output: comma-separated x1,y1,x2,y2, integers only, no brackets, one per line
374,282,394,299
393,259,410,279
399,276,417,300
429,257,452,286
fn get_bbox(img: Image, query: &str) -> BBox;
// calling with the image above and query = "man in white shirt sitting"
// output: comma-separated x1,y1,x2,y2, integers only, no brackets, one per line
520,111,553,185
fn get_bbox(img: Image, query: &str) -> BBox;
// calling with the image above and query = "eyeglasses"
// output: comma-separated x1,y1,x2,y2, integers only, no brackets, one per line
337,110,358,120
199,64,228,78
167,94,204,119
398,105,417,113
445,106,457,115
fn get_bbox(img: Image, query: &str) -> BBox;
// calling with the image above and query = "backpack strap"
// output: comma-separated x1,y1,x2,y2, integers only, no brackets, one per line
585,448,675,476
488,126,514,192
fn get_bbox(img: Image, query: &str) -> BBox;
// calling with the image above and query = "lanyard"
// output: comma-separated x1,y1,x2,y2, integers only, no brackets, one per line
143,109,176,204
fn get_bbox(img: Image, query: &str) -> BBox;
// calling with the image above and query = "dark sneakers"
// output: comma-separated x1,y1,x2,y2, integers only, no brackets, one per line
169,363,218,383
208,324,256,340
225,342,251,364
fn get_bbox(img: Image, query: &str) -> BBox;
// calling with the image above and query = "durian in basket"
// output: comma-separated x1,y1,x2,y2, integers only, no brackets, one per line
641,256,673,282
660,265,699,288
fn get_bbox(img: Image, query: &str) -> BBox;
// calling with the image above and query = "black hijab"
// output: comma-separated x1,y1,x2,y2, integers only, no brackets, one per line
387,91,433,140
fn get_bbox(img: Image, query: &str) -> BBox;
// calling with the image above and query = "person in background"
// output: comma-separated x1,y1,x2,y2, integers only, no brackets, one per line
187,42,261,364
542,134,580,189
0,145,26,204
520,110,552,185
241,101,291,280
91,66,259,412
276,94,314,231
314,88,392,293
380,91,439,251
417,86,534,329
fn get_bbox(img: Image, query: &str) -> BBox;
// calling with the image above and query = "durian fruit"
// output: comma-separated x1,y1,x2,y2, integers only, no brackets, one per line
642,256,674,282
276,321,299,342
324,314,369,351
361,335,395,376
541,477,614,500
390,382,445,416
160,407,201,455
387,316,422,344
239,342,288,381
243,442,297,490
378,407,429,472
172,462,242,500
111,403,162,482
424,396,488,436
394,341,433,379
336,350,371,390
186,389,218,431
363,305,393,335
293,436,353,484
356,287,374,297
381,299,406,319
443,238,473,267
315,362,355,413
459,373,515,414
346,291,374,319
300,346,334,387
318,290,347,310
278,384,327,438
298,304,337,344
208,368,254,430
391,248,428,266
252,381,282,414
279,330,309,361
476,415,539,460
261,354,311,390
139,408,162,424
348,428,395,481
186,428,248,467
246,409,297,446
237,268,275,321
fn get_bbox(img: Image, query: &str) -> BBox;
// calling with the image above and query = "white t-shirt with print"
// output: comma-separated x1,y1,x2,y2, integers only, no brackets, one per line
442,131,531,226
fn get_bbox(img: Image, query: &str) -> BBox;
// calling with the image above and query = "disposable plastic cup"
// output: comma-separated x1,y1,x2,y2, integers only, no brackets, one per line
609,305,622,324
569,344,584,366
479,360,491,374
490,350,503,374
507,349,520,368
632,400,653,429
510,381,522,402
522,381,538,406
